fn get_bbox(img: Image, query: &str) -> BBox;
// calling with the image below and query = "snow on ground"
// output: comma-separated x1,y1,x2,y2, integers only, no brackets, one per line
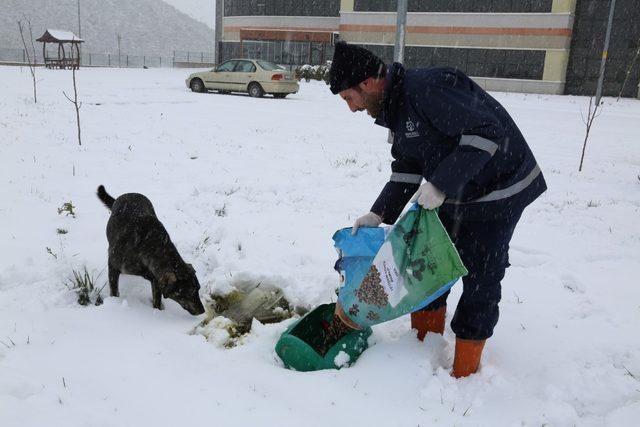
0,66,639,426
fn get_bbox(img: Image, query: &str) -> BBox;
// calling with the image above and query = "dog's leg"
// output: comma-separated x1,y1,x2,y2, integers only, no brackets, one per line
151,279,163,310
108,265,120,297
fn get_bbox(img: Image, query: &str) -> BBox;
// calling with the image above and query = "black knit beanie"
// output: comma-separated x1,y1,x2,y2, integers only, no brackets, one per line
329,42,385,94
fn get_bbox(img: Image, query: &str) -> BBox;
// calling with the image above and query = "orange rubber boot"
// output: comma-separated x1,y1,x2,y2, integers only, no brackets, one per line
410,306,446,341
452,338,486,378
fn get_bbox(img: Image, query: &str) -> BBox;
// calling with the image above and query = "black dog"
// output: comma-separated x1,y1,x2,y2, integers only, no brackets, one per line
97,185,205,315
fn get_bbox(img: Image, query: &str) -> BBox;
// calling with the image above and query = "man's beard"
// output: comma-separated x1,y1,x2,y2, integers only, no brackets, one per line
361,91,384,119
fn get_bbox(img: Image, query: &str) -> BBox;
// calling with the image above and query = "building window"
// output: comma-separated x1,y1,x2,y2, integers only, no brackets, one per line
224,0,340,17
359,44,545,80
242,40,332,65
219,40,333,66
353,0,553,13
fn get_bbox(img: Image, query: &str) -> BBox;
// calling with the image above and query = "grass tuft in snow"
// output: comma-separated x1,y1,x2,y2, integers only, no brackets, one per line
46,247,58,259
195,234,211,254
215,204,227,217
57,201,76,218
223,187,240,196
332,157,358,168
66,267,106,306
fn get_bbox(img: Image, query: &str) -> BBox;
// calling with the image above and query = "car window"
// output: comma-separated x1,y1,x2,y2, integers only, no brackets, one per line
257,60,284,71
235,61,256,73
216,61,236,72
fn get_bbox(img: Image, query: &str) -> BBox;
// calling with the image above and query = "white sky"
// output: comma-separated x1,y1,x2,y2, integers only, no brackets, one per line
162,0,215,29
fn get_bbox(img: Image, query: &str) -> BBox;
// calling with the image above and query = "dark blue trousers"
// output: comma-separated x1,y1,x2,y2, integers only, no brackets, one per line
420,210,523,340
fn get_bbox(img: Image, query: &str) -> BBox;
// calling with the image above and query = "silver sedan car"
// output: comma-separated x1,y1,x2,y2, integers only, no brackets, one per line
186,59,299,98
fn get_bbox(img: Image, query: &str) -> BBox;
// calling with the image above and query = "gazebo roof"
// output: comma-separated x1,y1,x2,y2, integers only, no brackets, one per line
36,29,84,43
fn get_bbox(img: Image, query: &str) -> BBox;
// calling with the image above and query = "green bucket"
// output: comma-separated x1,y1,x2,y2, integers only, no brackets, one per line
275,303,372,371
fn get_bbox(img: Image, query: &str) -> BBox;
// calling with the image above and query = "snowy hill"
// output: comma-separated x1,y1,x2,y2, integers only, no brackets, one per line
1,0,214,56
162,0,215,29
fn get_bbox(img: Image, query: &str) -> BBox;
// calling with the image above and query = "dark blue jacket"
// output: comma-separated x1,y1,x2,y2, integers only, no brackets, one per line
371,63,547,223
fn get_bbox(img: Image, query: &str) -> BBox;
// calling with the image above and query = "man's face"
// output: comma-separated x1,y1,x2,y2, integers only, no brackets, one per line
339,81,384,119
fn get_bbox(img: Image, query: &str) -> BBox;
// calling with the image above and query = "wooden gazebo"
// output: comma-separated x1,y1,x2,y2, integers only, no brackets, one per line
36,29,84,70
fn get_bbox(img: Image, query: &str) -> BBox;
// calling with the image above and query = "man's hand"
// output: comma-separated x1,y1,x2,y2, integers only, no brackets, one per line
352,212,382,235
410,181,446,210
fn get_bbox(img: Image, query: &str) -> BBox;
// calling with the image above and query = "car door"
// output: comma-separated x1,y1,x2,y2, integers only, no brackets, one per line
231,60,257,92
204,60,237,90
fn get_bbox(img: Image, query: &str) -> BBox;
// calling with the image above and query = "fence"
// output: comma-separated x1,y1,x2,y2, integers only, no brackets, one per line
0,48,215,68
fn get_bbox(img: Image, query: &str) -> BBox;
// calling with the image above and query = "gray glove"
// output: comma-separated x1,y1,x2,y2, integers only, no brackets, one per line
352,212,382,236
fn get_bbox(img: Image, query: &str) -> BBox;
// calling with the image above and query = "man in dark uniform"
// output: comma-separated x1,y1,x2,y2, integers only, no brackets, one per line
329,42,546,377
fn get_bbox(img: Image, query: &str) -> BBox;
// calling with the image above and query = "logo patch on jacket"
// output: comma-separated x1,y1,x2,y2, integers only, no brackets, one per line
405,119,420,138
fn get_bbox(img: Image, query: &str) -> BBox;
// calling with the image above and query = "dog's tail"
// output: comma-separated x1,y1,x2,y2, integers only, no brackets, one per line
97,185,115,210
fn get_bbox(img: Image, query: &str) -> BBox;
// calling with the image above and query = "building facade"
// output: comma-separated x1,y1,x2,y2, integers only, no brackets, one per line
216,0,640,97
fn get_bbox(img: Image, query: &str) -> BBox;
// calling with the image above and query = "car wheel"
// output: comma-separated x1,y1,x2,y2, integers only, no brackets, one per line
248,82,264,98
190,79,205,93
273,93,287,99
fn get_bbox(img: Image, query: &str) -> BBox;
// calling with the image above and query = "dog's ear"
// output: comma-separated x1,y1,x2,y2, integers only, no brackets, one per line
186,263,196,274
159,272,177,290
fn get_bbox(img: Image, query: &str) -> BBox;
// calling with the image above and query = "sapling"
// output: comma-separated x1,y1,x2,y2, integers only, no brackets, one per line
578,97,603,172
617,36,640,101
63,67,82,145
17,18,37,103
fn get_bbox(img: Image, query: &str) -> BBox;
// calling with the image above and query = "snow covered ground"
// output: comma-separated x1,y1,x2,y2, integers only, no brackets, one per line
0,66,639,426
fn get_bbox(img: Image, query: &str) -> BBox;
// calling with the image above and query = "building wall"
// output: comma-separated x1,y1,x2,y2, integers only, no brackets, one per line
337,7,573,94
339,12,573,50
214,0,640,97
222,15,339,42
217,1,340,65
565,0,640,97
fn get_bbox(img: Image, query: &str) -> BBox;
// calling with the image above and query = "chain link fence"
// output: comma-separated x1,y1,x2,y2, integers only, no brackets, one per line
0,47,215,68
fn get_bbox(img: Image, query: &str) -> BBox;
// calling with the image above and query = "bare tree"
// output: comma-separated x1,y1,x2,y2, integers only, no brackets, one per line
578,97,603,172
63,68,82,146
17,18,38,103
617,36,640,101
